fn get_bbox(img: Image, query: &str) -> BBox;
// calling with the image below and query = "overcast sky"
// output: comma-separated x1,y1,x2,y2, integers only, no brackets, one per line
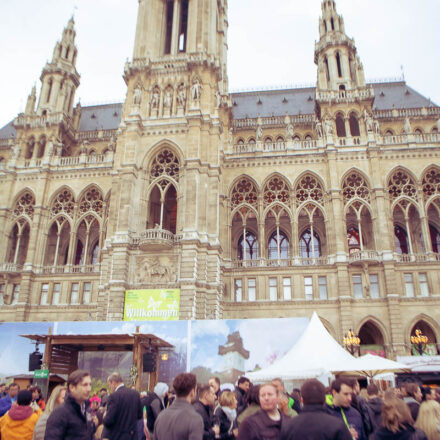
1,0,439,128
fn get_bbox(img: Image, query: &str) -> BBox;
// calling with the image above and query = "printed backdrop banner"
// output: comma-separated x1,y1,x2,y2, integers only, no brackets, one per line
0,317,309,387
123,289,180,321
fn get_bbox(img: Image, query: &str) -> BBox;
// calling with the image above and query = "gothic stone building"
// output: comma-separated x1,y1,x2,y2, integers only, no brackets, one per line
1,0,440,359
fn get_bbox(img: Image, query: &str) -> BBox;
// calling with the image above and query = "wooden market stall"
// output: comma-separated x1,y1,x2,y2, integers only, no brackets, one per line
21,327,173,391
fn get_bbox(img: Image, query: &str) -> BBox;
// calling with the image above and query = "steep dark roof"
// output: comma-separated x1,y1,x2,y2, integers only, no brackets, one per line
78,103,123,131
231,81,438,119
0,82,437,139
0,120,16,140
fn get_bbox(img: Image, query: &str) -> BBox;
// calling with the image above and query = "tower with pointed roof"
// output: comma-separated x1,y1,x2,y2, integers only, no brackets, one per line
97,0,230,319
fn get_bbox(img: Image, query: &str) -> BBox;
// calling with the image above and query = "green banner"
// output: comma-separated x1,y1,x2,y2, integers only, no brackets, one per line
33,369,49,379
123,289,180,321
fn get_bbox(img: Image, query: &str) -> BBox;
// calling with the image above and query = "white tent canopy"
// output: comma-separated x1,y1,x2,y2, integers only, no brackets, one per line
246,312,358,381
339,353,411,378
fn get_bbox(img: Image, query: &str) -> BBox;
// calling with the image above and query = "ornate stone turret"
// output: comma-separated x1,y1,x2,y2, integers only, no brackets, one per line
36,17,80,116
25,86,37,115
314,0,370,98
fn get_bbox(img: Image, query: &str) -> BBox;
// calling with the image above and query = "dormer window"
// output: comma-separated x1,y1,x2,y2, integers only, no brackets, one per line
91,113,96,119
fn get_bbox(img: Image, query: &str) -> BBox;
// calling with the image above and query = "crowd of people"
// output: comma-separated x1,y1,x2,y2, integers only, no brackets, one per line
0,372,440,440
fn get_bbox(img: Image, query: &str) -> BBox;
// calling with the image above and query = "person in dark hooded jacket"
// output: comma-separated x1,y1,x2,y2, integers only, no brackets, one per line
373,397,427,440
365,384,383,437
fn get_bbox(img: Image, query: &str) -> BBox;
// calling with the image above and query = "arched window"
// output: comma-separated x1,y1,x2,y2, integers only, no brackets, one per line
430,224,440,253
268,230,289,259
331,17,335,30
335,114,346,137
7,220,30,265
347,226,361,253
349,113,360,137
46,79,53,103
324,57,330,81
263,176,290,207
336,52,342,77
422,168,440,202
300,229,321,258
394,225,409,254
150,149,180,182
147,181,177,234
411,321,439,355
238,231,258,260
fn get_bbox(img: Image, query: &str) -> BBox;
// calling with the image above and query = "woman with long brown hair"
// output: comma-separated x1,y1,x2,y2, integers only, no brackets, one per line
373,397,427,440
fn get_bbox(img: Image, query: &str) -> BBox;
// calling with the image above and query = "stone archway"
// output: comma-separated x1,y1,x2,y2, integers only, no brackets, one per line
358,320,386,357
410,320,439,356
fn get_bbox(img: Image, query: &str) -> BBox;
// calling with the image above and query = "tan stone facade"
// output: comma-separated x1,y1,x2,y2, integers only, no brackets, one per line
1,0,440,358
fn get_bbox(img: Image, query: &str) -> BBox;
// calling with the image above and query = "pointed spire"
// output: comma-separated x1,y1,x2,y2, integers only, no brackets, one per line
25,85,37,114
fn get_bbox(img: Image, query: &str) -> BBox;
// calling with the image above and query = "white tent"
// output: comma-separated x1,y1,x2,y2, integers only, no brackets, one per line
339,353,411,378
246,312,358,381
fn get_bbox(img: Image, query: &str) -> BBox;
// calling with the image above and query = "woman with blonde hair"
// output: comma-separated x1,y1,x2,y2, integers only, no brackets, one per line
32,384,67,440
373,397,427,440
214,390,238,439
415,400,440,440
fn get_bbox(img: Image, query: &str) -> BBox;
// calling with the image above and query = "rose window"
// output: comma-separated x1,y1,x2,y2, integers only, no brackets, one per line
422,169,440,201
51,190,75,218
263,177,290,207
295,175,324,204
342,173,370,204
387,171,417,201
13,192,35,219
231,178,258,209
150,149,180,181
79,188,104,216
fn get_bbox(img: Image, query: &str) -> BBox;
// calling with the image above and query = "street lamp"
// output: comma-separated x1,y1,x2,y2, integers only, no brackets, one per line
411,329,428,355
344,329,361,356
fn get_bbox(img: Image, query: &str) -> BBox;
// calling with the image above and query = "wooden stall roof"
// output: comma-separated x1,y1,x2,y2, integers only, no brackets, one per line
20,333,174,352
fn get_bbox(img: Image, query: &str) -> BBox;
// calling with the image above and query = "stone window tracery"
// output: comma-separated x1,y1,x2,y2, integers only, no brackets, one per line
231,178,258,208
422,168,440,201
263,176,290,207
295,175,324,205
150,149,180,182
342,173,370,204
51,189,75,218
388,170,417,201
79,187,104,217
13,192,35,219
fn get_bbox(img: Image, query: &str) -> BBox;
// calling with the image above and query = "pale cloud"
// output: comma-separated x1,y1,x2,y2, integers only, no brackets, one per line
192,320,229,339
238,318,308,371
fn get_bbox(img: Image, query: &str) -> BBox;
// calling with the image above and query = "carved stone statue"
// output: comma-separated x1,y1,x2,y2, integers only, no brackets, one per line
228,128,233,145
176,84,186,107
151,87,160,109
108,134,116,152
286,123,294,140
315,119,323,138
137,257,176,284
215,91,221,108
191,79,202,101
132,84,142,106
436,118,440,132
374,119,380,135
403,117,412,134
164,87,173,109
363,109,374,132
256,125,263,141
11,142,21,160
324,118,333,136
80,141,89,155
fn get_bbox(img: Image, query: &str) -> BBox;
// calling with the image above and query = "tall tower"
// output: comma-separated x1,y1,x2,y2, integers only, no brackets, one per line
99,0,229,320
34,18,80,116
315,0,367,94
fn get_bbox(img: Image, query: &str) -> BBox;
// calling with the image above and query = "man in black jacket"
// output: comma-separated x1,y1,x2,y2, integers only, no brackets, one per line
193,385,220,440
235,376,250,417
44,369,95,440
102,372,143,440
281,379,352,440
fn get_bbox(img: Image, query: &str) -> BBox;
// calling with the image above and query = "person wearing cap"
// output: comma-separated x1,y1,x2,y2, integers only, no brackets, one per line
0,389,42,440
